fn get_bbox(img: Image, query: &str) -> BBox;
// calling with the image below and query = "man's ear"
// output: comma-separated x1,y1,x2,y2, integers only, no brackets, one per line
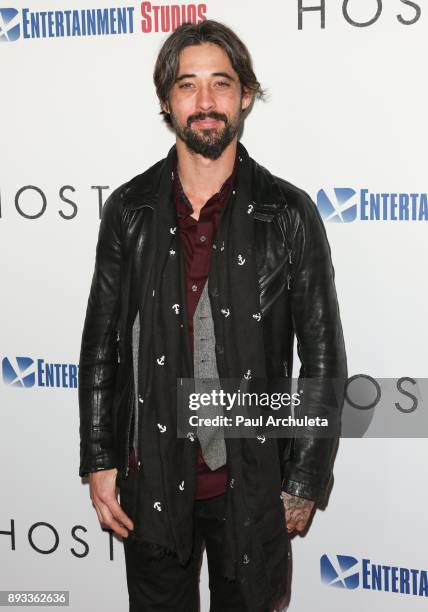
241,87,253,113
161,100,170,114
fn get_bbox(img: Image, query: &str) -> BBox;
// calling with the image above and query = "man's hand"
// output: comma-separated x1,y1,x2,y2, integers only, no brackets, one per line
89,468,134,538
281,491,315,534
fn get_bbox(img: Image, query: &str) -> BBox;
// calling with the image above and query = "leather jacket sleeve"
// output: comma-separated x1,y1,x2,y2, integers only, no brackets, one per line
78,190,122,477
281,193,348,503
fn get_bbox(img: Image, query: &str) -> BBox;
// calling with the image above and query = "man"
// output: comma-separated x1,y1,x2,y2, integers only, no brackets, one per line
78,19,347,612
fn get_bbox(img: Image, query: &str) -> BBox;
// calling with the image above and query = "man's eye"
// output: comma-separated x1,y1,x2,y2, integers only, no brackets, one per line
179,82,193,89
215,81,230,87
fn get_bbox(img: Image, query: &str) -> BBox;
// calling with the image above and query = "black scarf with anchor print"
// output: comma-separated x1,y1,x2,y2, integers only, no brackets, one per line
135,142,288,612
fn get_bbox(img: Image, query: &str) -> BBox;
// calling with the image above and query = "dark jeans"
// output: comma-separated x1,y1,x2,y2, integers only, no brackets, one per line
122,493,247,612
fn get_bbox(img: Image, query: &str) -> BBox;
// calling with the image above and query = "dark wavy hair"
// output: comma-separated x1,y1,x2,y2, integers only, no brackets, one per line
153,20,266,125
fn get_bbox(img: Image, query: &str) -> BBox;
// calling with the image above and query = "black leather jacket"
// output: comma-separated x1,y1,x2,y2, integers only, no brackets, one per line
78,143,347,503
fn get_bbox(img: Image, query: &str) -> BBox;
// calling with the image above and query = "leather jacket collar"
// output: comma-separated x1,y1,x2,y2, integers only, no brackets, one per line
120,141,287,216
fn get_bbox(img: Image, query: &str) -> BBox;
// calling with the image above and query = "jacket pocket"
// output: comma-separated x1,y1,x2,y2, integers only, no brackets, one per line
253,211,275,222
259,261,287,315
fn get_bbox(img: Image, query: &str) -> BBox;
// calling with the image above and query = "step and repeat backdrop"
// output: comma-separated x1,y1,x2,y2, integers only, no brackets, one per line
1,1,427,610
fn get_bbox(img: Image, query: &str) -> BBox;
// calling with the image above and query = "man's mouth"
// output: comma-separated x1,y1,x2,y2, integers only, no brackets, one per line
191,118,223,128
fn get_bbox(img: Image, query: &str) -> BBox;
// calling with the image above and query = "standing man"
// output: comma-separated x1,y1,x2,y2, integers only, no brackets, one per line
78,20,347,612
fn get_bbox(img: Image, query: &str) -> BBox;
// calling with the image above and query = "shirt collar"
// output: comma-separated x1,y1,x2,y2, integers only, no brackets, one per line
172,151,238,220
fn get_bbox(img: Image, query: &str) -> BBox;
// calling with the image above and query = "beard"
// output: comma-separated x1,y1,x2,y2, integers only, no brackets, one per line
169,108,242,161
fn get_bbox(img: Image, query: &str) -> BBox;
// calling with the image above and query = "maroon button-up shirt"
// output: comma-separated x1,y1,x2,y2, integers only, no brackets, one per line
174,153,238,499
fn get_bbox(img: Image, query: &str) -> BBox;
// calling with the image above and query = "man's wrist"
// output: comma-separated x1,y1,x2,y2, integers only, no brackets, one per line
281,477,325,503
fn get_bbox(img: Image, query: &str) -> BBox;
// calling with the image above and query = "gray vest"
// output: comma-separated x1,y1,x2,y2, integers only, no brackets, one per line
193,281,227,471
131,280,227,470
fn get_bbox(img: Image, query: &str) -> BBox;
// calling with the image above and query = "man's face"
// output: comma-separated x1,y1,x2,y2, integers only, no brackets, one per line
163,42,252,160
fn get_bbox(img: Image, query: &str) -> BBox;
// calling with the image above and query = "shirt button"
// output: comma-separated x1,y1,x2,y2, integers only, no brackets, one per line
200,235,207,243
192,284,198,292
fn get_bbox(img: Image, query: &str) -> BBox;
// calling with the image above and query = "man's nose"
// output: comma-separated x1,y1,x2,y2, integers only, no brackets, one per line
196,84,215,112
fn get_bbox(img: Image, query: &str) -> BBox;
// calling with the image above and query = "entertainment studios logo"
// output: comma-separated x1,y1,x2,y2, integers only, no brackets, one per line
317,188,428,222
0,3,207,42
320,553,428,598
2,356,78,389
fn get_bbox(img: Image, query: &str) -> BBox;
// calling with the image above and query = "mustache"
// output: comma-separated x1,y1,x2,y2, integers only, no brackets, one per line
187,112,228,127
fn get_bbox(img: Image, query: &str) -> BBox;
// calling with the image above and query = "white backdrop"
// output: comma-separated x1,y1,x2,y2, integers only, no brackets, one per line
1,1,427,610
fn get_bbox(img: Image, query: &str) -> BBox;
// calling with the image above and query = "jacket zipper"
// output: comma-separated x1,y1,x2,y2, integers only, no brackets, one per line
116,327,131,478
274,211,294,286
120,203,154,478
123,328,144,477
124,387,134,478
287,247,293,290
135,391,144,471
116,325,136,479
133,316,143,473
